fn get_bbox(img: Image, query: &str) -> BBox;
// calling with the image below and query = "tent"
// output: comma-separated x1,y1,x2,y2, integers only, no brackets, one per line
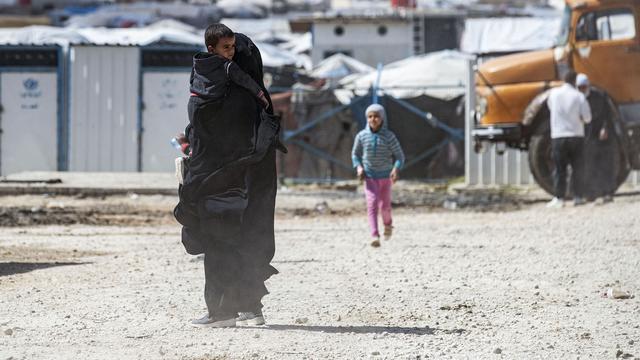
64,3,223,29
255,41,312,70
0,25,202,47
218,17,292,41
280,50,471,180
311,53,374,80
461,17,561,55
335,50,471,104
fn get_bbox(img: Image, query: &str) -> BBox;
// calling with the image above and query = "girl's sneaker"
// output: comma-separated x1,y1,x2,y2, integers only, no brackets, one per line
236,310,265,326
370,237,381,247
383,225,393,240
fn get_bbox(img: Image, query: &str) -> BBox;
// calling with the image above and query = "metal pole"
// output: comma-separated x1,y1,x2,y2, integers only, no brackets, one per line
372,62,383,104
464,57,477,186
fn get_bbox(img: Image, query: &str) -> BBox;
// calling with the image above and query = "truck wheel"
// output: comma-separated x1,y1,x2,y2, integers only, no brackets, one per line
529,130,630,197
528,132,555,195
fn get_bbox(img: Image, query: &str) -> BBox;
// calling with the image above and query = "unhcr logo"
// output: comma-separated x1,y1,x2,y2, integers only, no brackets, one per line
23,78,38,91
21,78,42,99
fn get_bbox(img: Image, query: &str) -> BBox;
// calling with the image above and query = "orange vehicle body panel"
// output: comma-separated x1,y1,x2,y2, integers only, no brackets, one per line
477,82,549,126
476,0,640,128
476,50,556,86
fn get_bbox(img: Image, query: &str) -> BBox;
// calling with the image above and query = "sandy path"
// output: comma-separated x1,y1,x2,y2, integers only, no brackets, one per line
0,195,639,359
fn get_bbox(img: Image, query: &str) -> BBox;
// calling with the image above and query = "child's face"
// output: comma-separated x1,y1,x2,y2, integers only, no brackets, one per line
367,111,383,132
210,35,236,61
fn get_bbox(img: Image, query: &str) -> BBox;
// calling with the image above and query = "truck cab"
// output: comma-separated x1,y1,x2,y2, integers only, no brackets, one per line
472,0,640,194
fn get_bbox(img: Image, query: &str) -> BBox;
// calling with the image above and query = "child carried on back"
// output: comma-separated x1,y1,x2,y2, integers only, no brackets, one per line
190,23,269,108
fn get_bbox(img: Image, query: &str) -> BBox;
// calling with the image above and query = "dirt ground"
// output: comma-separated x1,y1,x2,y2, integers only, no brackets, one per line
0,184,639,359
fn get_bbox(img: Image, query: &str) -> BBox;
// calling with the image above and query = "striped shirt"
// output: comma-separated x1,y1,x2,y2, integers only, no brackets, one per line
352,127,405,179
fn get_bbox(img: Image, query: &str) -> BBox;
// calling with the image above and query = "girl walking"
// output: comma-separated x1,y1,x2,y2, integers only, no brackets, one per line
352,104,405,247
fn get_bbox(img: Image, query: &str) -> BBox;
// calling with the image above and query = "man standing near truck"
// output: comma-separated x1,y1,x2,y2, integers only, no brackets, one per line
576,73,617,203
546,70,592,208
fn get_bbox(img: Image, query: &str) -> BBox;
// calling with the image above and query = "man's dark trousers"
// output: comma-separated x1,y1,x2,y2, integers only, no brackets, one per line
552,137,585,199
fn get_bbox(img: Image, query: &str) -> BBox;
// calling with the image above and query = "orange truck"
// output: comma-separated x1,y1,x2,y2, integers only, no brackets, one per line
472,0,640,194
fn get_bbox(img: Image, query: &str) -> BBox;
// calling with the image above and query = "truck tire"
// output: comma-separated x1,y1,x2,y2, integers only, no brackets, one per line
528,127,630,197
614,144,631,191
528,131,555,195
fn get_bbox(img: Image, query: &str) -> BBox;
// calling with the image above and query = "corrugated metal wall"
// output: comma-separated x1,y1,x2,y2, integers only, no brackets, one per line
68,46,140,172
467,145,535,186
464,59,640,188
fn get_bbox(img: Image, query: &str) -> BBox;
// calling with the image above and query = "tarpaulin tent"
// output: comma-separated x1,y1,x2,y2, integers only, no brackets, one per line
461,17,561,55
335,50,470,104
311,53,374,80
64,3,222,29
0,25,203,47
281,50,469,180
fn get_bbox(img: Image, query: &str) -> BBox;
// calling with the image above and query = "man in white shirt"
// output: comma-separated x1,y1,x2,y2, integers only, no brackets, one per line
546,70,592,208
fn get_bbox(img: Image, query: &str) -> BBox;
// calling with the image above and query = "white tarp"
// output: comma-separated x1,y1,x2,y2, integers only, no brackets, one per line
64,3,221,28
255,41,311,70
278,32,312,54
0,26,308,69
145,19,198,33
461,17,561,54
311,53,374,79
335,50,471,103
217,0,268,18
0,25,202,47
219,17,291,42
73,27,202,46
0,26,86,46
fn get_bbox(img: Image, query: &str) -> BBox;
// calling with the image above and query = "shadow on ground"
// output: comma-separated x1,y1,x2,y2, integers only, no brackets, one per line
254,324,466,335
0,261,88,277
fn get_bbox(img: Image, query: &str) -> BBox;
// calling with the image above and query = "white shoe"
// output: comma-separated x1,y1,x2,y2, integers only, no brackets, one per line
546,197,564,208
236,310,265,326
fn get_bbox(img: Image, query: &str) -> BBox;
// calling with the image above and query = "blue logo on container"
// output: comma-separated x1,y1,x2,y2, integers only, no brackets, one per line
20,77,42,108
23,78,39,91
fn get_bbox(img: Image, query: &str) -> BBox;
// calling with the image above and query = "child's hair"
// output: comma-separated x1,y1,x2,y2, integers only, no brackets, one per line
204,23,234,49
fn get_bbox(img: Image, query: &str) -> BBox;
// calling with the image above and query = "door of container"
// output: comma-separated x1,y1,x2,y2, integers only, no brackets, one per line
0,72,58,175
141,71,190,171
68,46,140,171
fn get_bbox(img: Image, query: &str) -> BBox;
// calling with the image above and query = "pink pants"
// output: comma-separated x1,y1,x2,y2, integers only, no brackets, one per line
364,178,393,238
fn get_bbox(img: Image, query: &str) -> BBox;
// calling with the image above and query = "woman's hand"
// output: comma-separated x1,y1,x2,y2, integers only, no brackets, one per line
356,166,364,181
599,128,608,141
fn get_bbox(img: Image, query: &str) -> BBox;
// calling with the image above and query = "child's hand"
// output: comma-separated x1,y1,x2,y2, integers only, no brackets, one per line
356,166,364,181
175,133,188,144
390,167,399,184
